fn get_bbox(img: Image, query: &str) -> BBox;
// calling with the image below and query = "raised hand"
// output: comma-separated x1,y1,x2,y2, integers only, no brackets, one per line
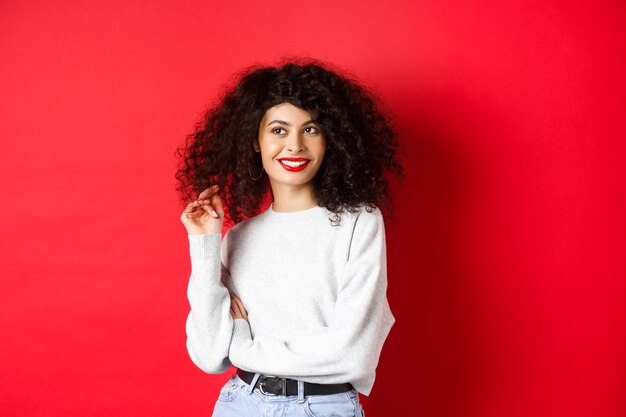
180,185,224,235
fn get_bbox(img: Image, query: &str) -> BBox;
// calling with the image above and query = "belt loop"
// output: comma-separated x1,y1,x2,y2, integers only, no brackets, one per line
247,373,262,395
297,379,305,403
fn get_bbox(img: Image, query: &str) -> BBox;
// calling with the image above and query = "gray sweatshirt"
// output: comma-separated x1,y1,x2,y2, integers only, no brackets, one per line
185,203,395,396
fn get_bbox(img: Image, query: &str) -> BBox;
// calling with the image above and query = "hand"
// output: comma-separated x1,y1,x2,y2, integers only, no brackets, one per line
230,293,249,322
180,185,224,235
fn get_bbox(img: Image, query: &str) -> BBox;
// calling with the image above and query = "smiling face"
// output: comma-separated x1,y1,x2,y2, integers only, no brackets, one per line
255,102,326,195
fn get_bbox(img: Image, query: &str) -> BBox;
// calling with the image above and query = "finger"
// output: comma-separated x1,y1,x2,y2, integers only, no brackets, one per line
198,193,221,219
181,202,205,222
200,201,219,218
198,184,220,200
232,296,247,318
207,194,223,218
183,199,201,214
209,191,223,210
185,197,213,216
198,185,217,199
230,294,239,309
233,296,246,317
234,295,243,307
231,302,241,318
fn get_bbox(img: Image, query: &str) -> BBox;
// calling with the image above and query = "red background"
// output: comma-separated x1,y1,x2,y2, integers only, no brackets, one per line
1,1,625,416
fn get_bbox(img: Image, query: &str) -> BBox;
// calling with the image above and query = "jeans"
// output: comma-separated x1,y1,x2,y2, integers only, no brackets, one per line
211,372,366,417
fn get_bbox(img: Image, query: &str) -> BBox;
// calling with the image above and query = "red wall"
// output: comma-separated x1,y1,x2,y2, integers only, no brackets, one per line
1,1,625,416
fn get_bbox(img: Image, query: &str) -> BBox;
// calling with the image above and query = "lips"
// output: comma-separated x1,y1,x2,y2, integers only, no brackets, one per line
278,158,311,172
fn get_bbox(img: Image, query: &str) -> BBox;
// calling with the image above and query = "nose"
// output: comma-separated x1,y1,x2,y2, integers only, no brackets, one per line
286,132,305,153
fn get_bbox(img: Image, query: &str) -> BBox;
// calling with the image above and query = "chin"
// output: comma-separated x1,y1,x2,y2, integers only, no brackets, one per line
270,175,317,187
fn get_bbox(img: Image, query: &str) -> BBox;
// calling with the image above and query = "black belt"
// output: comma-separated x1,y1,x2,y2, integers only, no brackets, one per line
236,368,354,396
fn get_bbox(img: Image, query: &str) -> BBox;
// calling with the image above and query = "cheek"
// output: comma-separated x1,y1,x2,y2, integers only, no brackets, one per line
316,139,327,159
260,142,282,160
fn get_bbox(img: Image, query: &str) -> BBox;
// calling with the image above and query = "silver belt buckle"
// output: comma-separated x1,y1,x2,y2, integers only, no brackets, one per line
258,375,285,396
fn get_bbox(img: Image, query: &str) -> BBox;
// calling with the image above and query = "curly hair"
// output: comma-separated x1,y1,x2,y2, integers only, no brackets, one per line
175,57,405,226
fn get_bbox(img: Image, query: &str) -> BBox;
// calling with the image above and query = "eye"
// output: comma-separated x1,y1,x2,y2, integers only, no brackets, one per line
304,126,320,134
271,127,287,135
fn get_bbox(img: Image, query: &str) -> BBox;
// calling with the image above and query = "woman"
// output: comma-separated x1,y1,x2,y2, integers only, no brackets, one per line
176,58,404,417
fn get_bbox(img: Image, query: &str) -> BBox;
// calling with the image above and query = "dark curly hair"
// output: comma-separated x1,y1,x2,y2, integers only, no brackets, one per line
175,57,405,226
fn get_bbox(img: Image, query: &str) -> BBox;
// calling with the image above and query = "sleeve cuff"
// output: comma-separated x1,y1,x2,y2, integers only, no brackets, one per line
188,233,222,268
231,318,252,347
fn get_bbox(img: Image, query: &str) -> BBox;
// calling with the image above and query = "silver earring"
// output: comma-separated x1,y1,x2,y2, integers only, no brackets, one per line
249,165,264,180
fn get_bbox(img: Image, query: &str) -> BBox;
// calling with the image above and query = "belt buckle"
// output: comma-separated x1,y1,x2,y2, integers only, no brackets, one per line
258,375,286,396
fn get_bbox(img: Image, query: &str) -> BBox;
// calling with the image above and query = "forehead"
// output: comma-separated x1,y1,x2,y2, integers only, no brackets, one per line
261,102,316,121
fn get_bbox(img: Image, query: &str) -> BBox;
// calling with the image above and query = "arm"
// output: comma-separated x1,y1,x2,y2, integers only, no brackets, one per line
228,208,395,389
185,231,234,373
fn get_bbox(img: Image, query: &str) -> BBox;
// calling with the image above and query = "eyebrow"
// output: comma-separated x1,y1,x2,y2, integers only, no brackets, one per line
266,119,317,127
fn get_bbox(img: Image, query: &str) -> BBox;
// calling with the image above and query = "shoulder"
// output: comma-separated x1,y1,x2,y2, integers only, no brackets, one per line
344,205,386,262
328,203,382,223
352,204,384,228
343,204,384,241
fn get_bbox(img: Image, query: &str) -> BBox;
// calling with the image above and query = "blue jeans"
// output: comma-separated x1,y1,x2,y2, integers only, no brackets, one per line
211,372,366,417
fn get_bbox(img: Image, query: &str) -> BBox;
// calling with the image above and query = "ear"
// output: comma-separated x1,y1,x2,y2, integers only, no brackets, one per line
253,141,260,152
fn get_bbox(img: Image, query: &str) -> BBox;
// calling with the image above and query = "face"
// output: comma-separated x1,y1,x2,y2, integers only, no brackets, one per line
255,102,326,192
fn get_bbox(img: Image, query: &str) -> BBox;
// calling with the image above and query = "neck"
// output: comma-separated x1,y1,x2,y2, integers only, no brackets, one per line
269,181,318,212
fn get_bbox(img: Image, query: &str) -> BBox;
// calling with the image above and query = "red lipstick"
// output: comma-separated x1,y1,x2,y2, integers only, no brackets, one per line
278,158,311,172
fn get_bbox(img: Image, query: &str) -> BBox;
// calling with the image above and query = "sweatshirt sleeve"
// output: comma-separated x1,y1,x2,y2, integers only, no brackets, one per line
185,231,234,374
228,208,395,394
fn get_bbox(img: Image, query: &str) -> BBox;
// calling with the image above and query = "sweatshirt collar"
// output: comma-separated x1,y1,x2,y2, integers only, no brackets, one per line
264,202,326,223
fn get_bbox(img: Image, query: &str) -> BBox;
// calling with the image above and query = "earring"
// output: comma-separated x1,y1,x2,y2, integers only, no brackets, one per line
249,165,264,180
